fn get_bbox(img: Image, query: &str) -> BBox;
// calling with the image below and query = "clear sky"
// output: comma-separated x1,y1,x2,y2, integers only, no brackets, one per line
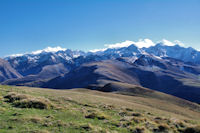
0,0,200,57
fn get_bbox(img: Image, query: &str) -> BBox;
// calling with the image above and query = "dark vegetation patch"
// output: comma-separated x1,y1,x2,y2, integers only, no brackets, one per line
79,123,94,131
85,111,109,120
181,125,200,133
130,126,146,133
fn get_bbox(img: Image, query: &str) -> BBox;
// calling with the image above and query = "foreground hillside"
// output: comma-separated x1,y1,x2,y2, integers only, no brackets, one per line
0,85,200,133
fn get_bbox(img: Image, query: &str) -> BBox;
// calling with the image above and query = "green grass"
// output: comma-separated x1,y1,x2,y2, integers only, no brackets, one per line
0,85,200,133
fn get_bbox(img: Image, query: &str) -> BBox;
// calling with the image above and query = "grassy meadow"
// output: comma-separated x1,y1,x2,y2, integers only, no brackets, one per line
0,85,200,133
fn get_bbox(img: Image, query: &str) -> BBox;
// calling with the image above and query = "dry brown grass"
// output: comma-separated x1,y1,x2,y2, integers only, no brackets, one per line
13,86,200,121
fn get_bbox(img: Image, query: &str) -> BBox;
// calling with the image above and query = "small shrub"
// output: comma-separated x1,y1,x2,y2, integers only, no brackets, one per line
0,95,3,100
174,121,186,129
100,104,115,110
144,121,157,131
146,112,153,115
4,92,29,102
132,117,147,124
9,118,25,123
130,126,146,133
121,121,134,128
55,120,68,127
110,120,121,127
22,130,50,133
85,112,109,120
125,108,133,112
29,117,43,124
43,122,53,127
158,124,169,131
0,107,6,112
12,112,22,116
183,125,200,133
119,111,132,117
4,92,53,109
154,117,163,120
13,98,53,109
132,112,142,117
153,124,169,132
154,116,165,124
79,123,94,131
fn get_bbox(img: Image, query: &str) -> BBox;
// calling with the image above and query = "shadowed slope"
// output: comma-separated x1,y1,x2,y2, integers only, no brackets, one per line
2,63,69,86
42,60,140,89
41,59,200,103
0,58,22,82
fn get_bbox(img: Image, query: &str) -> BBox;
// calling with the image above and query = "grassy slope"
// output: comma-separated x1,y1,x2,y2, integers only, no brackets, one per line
0,85,200,133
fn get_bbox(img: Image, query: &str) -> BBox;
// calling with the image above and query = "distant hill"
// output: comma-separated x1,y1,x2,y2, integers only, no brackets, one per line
40,59,200,103
3,63,69,86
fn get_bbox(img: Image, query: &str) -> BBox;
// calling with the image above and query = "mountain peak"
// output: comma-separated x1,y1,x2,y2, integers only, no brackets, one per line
8,46,67,58
127,44,138,49
31,46,67,55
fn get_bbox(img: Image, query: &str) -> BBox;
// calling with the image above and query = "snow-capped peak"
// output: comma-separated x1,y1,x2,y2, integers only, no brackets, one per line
89,39,185,53
9,54,24,57
156,39,185,47
7,46,67,58
32,46,66,55
89,48,107,53
104,39,155,49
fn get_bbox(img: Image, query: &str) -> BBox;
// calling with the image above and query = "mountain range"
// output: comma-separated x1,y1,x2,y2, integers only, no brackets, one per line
1,42,200,103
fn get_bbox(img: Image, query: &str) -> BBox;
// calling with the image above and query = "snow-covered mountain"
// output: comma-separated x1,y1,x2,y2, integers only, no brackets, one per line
2,41,200,103
5,40,200,66
3,41,200,79
144,43,200,64
94,44,145,58
5,49,86,76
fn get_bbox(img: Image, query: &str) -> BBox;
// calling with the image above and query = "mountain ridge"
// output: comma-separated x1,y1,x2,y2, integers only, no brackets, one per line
1,41,200,103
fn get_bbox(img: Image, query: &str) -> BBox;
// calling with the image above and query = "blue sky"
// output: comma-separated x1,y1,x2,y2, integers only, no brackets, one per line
0,0,200,57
